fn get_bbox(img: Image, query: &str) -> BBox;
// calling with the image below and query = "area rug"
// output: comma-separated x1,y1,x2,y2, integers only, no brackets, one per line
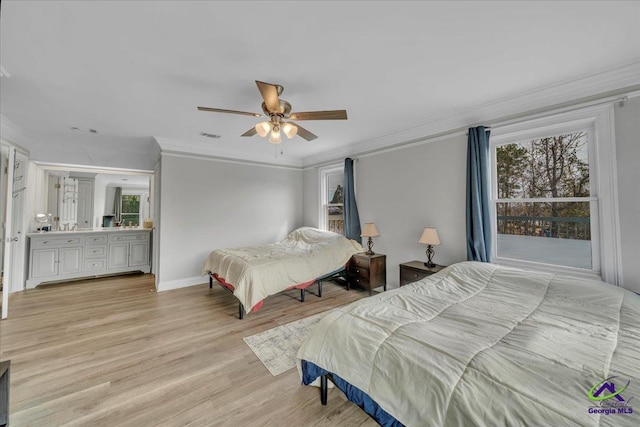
243,311,330,376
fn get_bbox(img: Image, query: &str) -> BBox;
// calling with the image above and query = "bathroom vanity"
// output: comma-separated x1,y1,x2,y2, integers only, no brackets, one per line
27,228,151,288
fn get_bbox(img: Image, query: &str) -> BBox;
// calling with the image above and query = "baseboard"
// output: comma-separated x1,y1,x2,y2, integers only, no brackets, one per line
156,275,206,292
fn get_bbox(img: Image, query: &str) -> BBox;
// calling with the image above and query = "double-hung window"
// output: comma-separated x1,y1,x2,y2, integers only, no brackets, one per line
120,194,141,226
319,165,344,235
490,104,621,284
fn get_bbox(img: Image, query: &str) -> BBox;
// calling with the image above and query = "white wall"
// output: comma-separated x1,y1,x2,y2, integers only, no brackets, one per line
614,97,640,293
302,168,319,227
302,136,468,289
157,154,303,290
354,135,468,288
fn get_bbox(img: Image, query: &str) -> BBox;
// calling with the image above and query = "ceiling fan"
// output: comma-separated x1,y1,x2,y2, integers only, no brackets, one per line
198,81,347,143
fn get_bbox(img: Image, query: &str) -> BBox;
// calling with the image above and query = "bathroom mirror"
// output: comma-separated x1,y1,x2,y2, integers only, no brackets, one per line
37,169,152,231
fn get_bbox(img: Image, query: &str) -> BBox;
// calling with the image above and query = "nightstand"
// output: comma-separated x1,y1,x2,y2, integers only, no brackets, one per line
399,261,446,286
348,253,387,295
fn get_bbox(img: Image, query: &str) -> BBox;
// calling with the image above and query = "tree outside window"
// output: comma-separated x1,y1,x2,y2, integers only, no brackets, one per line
120,194,140,226
494,130,593,269
320,166,344,235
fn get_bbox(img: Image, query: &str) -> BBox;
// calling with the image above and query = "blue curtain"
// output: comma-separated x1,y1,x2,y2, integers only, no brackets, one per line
343,158,361,241
466,126,492,262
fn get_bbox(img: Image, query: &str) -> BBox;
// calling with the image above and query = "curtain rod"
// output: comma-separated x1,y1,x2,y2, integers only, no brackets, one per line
467,94,632,135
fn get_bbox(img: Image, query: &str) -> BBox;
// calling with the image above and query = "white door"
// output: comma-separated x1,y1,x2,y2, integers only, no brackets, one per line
1,145,16,319
10,151,28,292
76,179,93,229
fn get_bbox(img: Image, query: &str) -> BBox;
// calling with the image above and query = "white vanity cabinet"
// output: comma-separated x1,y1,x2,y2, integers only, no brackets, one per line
108,232,149,269
27,229,151,288
30,235,84,279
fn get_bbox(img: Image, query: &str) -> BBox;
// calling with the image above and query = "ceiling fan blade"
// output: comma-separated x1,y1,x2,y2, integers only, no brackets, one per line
255,81,281,113
198,106,261,117
291,122,318,141
241,127,257,137
289,110,348,121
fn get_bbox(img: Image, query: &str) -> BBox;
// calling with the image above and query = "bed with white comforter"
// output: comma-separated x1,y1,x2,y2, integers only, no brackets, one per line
298,261,640,426
202,227,363,313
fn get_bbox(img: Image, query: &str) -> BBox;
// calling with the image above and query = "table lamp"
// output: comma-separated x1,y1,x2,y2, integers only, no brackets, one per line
361,222,380,255
419,227,441,267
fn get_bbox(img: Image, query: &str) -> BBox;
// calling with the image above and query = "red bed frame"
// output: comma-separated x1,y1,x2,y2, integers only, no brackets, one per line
208,268,345,319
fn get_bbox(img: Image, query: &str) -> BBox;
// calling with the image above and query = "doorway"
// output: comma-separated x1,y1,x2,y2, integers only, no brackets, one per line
1,142,28,319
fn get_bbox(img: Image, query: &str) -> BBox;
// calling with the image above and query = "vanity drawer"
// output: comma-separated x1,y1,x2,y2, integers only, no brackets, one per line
86,235,108,245
84,258,107,271
32,236,85,248
109,233,149,243
85,246,107,258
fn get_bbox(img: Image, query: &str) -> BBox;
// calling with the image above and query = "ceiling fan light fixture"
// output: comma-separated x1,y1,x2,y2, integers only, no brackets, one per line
255,121,271,137
282,122,298,139
269,129,282,144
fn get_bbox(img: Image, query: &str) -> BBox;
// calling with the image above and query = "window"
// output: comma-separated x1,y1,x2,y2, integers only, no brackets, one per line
493,129,594,270
120,194,141,226
490,104,621,284
319,165,344,234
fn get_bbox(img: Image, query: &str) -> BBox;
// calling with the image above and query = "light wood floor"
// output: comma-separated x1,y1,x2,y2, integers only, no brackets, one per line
0,274,378,426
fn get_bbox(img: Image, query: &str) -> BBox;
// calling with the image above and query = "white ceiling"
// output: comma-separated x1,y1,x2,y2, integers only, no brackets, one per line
1,1,639,168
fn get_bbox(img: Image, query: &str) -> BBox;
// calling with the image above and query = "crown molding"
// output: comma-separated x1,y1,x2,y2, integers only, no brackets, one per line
160,150,303,171
150,137,163,164
300,60,640,167
154,137,304,169
0,114,31,149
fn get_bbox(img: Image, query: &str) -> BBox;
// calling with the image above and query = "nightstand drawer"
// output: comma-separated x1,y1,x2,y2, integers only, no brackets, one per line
399,262,447,286
347,264,370,279
351,256,370,269
349,275,370,289
400,268,431,285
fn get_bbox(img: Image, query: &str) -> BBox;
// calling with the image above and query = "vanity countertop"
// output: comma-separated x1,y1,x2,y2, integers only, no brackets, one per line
27,227,151,237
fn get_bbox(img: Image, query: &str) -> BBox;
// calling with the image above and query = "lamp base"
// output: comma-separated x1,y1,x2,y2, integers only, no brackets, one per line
424,245,436,268
365,237,375,255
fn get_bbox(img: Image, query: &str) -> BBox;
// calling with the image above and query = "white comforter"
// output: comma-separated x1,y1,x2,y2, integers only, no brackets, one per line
298,261,640,426
202,227,363,312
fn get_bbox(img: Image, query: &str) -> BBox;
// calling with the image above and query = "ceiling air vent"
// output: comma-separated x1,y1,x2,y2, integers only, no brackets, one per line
70,126,98,133
200,132,221,139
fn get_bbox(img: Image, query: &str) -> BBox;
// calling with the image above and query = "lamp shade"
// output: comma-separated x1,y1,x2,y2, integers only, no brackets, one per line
269,128,282,144
361,222,380,237
255,121,271,137
419,227,441,245
282,122,298,139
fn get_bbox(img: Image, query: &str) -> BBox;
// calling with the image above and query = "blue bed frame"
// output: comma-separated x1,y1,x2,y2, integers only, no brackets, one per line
301,360,403,426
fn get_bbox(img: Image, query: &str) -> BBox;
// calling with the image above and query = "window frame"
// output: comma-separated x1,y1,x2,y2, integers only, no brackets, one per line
489,104,621,285
120,191,143,226
318,164,344,233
